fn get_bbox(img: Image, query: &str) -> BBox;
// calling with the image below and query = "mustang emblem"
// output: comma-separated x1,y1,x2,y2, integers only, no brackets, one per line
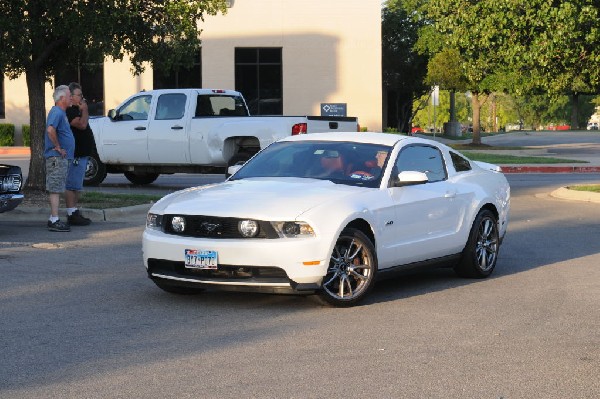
201,222,221,233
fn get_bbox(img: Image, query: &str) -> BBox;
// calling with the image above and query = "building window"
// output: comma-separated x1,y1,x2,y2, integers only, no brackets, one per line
55,63,105,116
0,75,5,119
153,51,202,90
235,48,282,115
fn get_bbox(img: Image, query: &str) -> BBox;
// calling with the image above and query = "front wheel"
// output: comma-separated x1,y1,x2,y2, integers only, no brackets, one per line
319,228,377,307
454,209,500,278
83,152,107,186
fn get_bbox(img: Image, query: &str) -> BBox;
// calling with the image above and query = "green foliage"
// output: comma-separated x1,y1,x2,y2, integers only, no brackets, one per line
22,125,30,147
0,124,15,146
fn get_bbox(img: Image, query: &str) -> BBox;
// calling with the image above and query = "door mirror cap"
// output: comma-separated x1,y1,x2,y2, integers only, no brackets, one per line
394,171,428,187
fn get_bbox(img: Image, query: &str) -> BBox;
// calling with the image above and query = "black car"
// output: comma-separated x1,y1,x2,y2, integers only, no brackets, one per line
0,164,24,213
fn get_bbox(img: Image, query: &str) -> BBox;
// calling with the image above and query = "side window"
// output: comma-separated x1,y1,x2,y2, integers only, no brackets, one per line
117,95,152,121
450,151,472,172
395,145,447,183
155,93,186,120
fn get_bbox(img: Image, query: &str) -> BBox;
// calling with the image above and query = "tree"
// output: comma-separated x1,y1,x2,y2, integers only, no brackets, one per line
382,0,430,132
0,0,227,191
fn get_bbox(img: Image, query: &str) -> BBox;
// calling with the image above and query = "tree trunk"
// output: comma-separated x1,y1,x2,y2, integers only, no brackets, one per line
471,91,482,145
571,93,579,129
25,67,48,191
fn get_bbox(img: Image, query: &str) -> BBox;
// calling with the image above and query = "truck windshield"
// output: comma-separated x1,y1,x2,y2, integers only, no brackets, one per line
195,94,249,117
229,141,391,188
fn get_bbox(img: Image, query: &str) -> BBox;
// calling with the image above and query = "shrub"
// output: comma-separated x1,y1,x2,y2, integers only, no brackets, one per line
22,125,31,147
0,124,15,146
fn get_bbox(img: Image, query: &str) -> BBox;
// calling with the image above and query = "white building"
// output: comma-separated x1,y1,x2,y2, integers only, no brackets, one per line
1,0,383,142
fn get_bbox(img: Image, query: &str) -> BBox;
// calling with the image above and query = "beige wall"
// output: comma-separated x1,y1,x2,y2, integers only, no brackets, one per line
2,0,382,132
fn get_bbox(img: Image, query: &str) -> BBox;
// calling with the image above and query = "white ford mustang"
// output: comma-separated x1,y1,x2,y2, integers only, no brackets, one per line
143,132,510,306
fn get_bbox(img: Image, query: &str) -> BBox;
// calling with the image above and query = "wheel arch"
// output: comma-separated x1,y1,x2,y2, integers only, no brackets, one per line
344,218,376,247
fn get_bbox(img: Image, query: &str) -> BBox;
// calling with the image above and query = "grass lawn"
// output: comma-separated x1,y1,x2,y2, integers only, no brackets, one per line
567,185,600,193
79,192,164,209
462,152,587,164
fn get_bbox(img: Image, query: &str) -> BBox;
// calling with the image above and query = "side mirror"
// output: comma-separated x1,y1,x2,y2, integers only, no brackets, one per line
394,171,428,187
107,109,116,120
227,164,243,177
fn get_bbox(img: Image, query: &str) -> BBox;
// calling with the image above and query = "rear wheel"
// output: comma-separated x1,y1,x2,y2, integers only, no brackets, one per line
455,209,500,278
319,228,377,307
83,152,107,186
152,280,205,295
124,171,160,185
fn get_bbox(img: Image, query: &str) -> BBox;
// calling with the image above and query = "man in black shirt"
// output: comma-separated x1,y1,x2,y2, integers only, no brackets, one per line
65,82,95,226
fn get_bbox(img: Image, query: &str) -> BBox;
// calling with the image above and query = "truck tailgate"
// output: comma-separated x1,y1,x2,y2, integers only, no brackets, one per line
306,116,358,133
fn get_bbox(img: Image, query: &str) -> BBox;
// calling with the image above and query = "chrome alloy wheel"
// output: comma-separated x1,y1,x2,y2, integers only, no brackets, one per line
475,216,498,272
321,228,376,306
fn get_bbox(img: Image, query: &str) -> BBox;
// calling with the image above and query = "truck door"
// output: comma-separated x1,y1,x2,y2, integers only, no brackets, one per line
102,94,152,163
147,93,190,164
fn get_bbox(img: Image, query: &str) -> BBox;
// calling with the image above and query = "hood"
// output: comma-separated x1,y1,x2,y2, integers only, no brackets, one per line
151,178,363,220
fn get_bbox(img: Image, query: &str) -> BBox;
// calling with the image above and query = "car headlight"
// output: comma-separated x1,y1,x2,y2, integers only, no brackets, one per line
1,175,22,192
271,221,315,238
146,213,163,230
238,220,259,238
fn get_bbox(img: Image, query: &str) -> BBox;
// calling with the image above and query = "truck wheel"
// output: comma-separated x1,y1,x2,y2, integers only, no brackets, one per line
124,172,160,185
225,153,251,178
84,152,107,186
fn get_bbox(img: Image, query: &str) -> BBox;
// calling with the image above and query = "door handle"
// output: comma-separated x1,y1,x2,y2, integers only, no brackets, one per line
171,125,184,130
134,126,146,131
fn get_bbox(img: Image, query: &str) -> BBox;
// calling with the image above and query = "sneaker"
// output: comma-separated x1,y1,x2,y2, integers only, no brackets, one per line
48,219,70,232
68,210,91,226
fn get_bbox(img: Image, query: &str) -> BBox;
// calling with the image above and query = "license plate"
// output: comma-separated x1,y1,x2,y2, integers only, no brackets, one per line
185,249,218,269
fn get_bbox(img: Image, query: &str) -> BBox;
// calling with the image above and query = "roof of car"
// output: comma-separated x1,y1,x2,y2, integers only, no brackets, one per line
280,132,431,147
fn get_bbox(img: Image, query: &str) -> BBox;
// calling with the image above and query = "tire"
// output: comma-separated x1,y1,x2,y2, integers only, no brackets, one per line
454,209,500,278
225,153,251,178
152,279,205,295
83,152,107,186
124,171,160,185
319,228,378,307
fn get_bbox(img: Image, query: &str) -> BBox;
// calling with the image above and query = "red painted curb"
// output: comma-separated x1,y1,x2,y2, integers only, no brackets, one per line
501,165,600,173
0,147,31,156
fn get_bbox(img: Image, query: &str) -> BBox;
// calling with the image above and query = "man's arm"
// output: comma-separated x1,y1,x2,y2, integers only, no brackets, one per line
47,125,67,157
70,101,89,130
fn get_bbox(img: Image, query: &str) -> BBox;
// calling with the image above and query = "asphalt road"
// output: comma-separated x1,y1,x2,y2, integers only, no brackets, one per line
1,173,599,398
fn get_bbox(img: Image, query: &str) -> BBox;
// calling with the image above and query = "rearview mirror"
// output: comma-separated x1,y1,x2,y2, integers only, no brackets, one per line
107,109,116,120
227,164,243,177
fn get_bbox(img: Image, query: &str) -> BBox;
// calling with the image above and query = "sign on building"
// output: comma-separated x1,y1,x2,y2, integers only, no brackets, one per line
321,103,347,117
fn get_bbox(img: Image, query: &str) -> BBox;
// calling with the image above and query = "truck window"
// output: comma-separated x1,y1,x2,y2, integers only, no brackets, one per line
194,94,248,117
118,95,152,121
156,93,186,120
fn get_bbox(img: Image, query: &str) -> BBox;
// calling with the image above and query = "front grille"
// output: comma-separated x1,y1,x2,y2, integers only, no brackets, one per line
163,215,279,239
148,259,290,282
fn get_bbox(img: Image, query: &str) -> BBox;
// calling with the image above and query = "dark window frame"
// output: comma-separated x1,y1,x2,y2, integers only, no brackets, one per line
153,50,202,90
54,62,105,116
0,75,5,119
235,47,283,115
394,144,448,183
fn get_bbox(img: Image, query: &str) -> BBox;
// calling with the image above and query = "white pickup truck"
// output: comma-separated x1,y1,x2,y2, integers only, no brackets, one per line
86,88,358,185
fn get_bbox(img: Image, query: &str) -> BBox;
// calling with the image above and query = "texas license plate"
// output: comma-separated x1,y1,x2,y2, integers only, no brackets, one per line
184,249,218,269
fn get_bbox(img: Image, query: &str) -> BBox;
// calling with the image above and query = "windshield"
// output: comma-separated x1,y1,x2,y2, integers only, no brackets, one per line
230,141,392,187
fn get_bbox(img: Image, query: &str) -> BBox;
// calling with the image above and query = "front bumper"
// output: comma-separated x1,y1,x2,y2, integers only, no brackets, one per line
143,228,333,292
0,193,24,213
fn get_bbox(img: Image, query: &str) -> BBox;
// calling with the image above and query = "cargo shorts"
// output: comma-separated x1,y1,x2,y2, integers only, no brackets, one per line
45,156,69,193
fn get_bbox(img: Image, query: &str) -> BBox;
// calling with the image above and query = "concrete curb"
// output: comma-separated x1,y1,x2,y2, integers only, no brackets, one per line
0,146,30,156
501,165,600,174
550,187,600,204
2,204,152,223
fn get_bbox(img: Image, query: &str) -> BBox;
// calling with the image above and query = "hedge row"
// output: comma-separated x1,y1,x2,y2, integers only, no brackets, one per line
0,123,30,146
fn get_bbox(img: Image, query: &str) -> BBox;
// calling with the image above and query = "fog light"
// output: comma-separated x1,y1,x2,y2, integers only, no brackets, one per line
238,220,259,237
171,216,186,233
